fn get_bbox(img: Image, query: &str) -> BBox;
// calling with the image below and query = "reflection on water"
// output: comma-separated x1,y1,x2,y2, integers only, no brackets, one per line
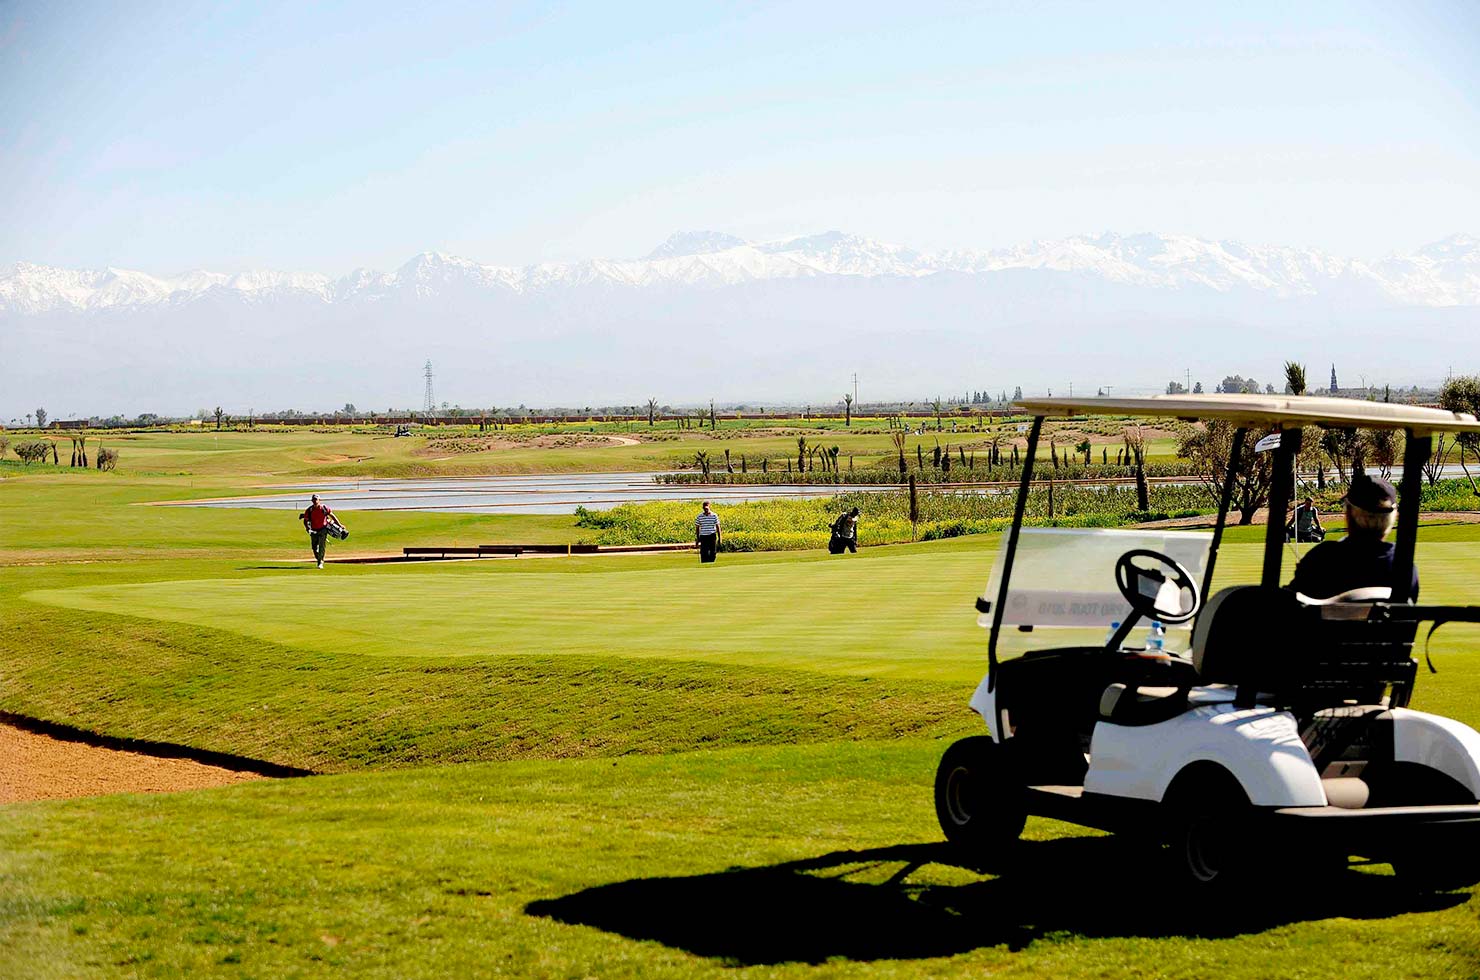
167,472,917,516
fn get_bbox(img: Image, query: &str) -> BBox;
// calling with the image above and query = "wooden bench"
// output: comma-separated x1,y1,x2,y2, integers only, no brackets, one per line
401,546,510,559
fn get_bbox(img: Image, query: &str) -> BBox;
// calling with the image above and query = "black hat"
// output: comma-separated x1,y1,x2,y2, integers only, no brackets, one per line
1344,474,1396,513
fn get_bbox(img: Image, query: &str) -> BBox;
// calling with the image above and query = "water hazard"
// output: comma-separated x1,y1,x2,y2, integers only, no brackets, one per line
168,473,911,516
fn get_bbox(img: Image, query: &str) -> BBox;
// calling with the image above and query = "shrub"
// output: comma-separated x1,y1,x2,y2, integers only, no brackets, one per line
14,441,51,464
96,447,119,471
574,483,1215,551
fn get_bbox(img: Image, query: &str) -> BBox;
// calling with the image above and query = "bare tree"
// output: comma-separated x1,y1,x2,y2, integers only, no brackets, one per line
1178,421,1274,525
1319,427,1361,483
646,398,658,426
890,430,908,477
1124,426,1149,511
1441,376,1480,496
1365,428,1402,480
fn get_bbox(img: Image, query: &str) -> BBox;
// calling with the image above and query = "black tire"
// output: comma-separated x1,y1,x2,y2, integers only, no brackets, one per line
1163,765,1253,893
934,736,1025,857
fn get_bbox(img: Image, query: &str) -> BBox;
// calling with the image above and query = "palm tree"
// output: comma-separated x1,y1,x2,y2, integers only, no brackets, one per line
843,393,853,427
1284,362,1307,396
931,397,944,431
646,398,658,426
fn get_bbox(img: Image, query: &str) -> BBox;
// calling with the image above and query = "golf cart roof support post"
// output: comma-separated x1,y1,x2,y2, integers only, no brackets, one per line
1392,429,1429,603
1200,426,1248,609
988,414,1043,689
1261,426,1303,588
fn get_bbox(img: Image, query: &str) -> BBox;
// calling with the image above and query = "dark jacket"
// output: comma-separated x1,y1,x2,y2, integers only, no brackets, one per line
1288,537,1419,600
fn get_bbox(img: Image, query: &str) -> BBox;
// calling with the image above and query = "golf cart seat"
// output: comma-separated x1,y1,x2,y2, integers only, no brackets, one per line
1097,682,1190,725
1190,585,1419,710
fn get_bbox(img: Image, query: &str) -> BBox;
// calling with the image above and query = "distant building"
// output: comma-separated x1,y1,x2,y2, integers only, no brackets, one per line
51,419,87,430
1329,365,1339,393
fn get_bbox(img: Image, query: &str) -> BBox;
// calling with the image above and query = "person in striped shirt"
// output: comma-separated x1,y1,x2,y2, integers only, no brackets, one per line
695,500,721,563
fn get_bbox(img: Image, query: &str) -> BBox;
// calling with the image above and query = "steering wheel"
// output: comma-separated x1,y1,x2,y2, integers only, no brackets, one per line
1114,549,1200,625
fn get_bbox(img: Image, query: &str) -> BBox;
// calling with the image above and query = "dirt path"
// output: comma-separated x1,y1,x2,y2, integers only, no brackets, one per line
0,722,266,804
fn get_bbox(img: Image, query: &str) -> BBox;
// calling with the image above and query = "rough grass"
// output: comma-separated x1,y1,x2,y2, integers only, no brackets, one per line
2,742,1477,979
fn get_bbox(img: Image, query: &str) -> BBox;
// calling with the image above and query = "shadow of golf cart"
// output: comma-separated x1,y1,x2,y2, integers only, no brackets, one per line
936,394,1480,892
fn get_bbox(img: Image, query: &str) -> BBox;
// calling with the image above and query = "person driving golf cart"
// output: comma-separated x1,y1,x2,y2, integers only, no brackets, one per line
1287,474,1418,600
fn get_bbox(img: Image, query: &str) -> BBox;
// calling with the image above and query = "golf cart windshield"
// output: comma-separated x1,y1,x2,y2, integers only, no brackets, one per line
978,528,1213,633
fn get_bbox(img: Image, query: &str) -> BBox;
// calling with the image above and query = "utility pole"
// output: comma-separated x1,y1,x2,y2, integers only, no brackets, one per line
852,372,859,407
423,360,435,416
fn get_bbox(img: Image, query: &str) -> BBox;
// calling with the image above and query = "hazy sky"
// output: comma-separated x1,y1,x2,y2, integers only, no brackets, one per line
3,1,1478,272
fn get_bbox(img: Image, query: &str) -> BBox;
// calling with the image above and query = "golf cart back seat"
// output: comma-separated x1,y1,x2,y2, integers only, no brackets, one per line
1191,585,1419,710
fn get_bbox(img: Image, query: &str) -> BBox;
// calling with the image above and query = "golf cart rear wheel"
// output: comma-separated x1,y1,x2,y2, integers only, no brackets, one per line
934,736,1025,856
1164,765,1252,892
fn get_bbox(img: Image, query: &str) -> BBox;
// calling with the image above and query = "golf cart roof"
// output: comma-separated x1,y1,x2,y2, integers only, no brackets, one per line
1013,394,1480,434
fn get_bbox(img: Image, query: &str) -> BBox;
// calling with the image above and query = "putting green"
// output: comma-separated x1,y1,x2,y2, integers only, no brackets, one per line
27,537,1480,687
26,547,1006,682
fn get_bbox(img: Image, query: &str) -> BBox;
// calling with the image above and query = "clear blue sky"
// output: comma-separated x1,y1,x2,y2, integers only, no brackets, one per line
3,0,1478,272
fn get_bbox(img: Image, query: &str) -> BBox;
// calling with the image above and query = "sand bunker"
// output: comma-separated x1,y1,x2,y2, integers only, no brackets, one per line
0,722,266,804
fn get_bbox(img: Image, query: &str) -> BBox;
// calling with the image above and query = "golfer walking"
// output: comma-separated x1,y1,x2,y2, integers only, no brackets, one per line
695,500,721,563
830,507,861,554
300,494,334,569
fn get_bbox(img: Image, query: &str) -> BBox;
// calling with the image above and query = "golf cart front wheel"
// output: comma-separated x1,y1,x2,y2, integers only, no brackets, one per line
934,736,1025,856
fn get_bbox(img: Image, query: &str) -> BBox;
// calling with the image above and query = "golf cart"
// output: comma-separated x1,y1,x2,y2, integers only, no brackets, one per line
935,394,1480,890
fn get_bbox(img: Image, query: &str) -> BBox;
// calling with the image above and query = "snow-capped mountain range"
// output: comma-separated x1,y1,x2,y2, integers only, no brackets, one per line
4,231,1478,315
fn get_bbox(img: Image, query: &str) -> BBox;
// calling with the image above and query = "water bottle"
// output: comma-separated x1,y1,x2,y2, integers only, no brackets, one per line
1146,620,1166,653
1104,621,1122,647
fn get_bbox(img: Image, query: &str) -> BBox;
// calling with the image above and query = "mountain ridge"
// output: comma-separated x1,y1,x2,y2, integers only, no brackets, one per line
5,231,1478,314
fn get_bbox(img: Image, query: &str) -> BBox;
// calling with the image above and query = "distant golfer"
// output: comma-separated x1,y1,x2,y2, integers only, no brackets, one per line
829,507,861,554
695,500,720,563
300,494,333,569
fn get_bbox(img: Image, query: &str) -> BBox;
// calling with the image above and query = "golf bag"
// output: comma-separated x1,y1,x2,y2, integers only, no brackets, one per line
827,533,846,555
326,516,350,541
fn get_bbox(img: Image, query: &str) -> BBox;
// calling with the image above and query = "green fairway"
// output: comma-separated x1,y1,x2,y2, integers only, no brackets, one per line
5,427,1480,977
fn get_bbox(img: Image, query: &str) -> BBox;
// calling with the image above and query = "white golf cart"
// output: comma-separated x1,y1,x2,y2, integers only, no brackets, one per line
935,395,1480,890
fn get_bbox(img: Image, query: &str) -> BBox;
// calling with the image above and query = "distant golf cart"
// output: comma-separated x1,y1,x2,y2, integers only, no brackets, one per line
935,395,1480,890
